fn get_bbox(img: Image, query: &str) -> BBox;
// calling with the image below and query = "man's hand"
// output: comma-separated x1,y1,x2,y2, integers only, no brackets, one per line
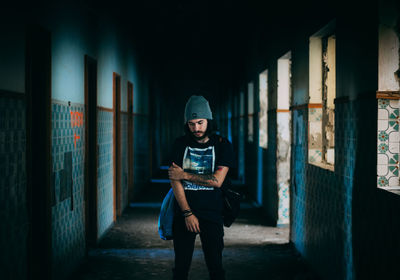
169,162,186,181
185,214,200,233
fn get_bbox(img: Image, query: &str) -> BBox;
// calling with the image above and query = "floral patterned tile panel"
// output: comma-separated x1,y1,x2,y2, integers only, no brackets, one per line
377,99,400,187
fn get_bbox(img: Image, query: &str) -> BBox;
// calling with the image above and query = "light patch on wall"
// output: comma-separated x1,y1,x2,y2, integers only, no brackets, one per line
277,56,291,110
277,51,292,225
259,69,268,149
247,82,254,142
378,3,400,91
52,25,85,104
309,37,322,104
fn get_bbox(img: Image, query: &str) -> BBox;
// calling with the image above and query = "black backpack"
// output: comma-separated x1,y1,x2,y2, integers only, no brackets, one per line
221,184,243,227
216,136,244,227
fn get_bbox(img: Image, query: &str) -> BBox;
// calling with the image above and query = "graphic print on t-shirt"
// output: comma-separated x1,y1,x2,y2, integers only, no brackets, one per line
182,146,215,191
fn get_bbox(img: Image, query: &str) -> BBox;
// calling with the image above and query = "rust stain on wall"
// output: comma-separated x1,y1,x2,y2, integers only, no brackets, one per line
70,110,83,149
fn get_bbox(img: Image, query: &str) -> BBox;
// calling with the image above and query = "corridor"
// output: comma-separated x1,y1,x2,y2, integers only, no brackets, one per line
1,0,400,280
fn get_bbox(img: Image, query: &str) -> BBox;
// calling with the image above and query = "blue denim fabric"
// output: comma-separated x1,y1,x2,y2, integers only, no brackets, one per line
158,188,175,240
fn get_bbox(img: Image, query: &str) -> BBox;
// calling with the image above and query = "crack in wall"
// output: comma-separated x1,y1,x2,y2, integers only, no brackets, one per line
322,37,329,162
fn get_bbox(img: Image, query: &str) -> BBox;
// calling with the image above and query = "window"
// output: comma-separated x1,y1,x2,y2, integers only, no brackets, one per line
308,22,336,170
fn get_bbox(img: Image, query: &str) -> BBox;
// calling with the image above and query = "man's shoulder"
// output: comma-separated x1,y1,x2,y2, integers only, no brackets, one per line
211,134,232,145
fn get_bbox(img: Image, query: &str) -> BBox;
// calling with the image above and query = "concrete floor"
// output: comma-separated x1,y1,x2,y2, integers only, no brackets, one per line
73,201,320,280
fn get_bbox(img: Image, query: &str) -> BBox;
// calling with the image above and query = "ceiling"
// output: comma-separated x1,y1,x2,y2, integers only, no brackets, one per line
82,0,335,88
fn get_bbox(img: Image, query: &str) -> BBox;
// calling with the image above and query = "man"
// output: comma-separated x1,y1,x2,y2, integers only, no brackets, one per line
168,95,235,280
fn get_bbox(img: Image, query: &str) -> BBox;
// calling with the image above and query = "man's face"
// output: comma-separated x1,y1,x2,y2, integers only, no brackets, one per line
187,118,208,140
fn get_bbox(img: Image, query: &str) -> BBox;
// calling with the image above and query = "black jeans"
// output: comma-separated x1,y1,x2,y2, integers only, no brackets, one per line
172,215,225,280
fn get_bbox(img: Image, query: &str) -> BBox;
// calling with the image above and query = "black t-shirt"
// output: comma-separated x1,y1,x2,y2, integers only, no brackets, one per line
169,134,235,224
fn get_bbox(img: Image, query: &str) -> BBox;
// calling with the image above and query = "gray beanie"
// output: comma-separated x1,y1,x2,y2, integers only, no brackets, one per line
184,95,213,123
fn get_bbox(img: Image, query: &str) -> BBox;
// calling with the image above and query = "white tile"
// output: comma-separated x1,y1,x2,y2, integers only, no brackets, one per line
388,176,399,186
378,108,389,120
378,153,389,165
378,120,389,131
377,164,388,176
309,122,322,135
309,108,322,122
389,131,400,142
390,99,400,109
389,142,399,153
308,148,322,163
326,148,334,164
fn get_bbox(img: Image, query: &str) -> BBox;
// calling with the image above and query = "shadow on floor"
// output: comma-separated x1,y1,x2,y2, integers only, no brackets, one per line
73,202,320,280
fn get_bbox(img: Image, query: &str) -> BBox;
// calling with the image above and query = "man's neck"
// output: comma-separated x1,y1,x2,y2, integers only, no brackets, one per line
195,136,210,144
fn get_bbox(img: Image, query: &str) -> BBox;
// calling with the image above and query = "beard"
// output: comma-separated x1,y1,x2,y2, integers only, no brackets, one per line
191,130,207,141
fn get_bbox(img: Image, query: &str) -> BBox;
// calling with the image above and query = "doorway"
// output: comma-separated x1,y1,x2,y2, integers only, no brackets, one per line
84,55,98,248
26,25,52,280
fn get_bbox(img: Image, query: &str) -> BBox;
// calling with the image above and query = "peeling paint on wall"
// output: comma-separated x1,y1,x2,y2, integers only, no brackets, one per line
322,36,335,165
308,32,335,167
378,18,400,91
395,17,400,87
309,108,323,163
276,52,292,225
277,112,291,225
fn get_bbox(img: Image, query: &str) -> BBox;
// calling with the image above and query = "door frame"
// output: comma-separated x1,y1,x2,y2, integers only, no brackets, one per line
127,81,134,203
84,55,98,248
113,72,122,219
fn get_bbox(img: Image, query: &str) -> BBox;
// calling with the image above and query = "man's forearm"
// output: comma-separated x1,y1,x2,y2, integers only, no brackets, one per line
168,163,229,188
184,173,219,187
170,179,191,211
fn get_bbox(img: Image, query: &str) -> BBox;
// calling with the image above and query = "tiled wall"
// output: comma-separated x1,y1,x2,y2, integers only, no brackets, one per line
377,99,400,188
51,100,86,279
335,100,355,280
350,97,400,279
97,109,114,238
291,108,308,253
0,96,28,280
50,104,145,277
291,103,353,280
291,98,400,279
